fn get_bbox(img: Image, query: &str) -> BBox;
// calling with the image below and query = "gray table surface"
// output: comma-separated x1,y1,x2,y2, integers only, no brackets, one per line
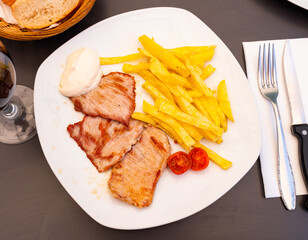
1,0,308,239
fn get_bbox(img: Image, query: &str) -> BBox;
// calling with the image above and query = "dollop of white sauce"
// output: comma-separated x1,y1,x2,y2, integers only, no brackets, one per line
0,1,19,25
59,47,103,97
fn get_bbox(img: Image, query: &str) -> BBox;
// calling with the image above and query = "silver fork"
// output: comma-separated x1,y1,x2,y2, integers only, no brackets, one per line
257,43,296,210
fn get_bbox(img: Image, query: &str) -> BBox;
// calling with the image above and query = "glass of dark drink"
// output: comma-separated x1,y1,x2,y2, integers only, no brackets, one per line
0,41,36,144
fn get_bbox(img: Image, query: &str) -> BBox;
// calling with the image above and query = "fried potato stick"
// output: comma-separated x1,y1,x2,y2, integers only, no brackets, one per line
100,53,144,65
155,99,223,136
139,34,190,77
143,101,195,149
194,142,232,170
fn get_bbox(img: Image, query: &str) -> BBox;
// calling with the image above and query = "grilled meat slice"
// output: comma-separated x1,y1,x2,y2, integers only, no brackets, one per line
70,72,136,126
108,126,171,208
67,116,144,172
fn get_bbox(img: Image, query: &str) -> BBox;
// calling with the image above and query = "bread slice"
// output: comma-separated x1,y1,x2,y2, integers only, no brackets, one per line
12,0,80,29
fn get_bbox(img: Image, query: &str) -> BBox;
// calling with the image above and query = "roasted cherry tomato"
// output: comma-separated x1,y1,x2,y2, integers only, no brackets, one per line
167,151,192,175
188,147,209,171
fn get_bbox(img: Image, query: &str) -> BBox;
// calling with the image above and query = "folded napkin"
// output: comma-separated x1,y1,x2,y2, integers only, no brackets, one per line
243,38,308,198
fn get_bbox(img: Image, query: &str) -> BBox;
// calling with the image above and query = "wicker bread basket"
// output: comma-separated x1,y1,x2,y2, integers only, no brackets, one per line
0,0,96,41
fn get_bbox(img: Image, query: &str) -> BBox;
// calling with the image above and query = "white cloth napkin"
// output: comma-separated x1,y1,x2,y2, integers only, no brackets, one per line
243,38,308,198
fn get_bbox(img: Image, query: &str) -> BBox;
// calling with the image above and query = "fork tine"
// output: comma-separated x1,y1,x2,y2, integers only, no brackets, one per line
258,43,278,89
268,43,272,87
264,43,270,87
272,43,277,87
258,44,265,88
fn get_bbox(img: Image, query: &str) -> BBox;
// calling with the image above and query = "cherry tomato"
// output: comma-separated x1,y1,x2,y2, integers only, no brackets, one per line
167,151,191,175
188,147,209,171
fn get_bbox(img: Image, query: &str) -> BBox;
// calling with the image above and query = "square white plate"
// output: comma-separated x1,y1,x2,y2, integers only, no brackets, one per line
34,7,261,229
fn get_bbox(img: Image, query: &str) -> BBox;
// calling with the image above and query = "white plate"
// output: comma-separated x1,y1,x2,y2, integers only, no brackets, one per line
288,0,308,10
34,7,261,230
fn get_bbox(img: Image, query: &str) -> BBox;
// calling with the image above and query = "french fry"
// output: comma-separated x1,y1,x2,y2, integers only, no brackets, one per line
170,73,192,89
152,117,183,145
138,48,154,58
143,101,195,149
154,97,177,109
153,97,202,142
131,112,158,126
169,84,193,103
131,112,177,140
99,53,144,65
150,58,191,88
174,96,221,142
187,90,203,99
190,64,203,76
220,116,228,132
198,96,220,127
138,35,190,77
164,83,182,98
194,142,232,170
185,59,213,97
165,51,187,62
201,64,216,79
174,96,211,122
216,137,223,144
155,99,223,136
193,99,221,143
188,50,215,68
122,62,150,73
132,112,184,147
193,98,211,120
210,95,228,132
217,80,234,122
167,45,216,55
189,59,205,69
179,121,203,142
167,46,216,63
142,81,170,103
152,117,192,150
138,70,174,103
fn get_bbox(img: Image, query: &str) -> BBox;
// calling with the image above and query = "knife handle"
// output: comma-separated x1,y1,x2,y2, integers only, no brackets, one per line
291,124,308,187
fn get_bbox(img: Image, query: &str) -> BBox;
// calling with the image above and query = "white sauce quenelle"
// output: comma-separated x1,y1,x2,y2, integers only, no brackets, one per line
59,47,103,97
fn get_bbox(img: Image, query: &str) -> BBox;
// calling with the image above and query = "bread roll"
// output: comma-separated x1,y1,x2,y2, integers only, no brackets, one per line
12,0,80,29
2,0,16,6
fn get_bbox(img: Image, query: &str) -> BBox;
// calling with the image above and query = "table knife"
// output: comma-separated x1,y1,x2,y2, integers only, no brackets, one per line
283,40,308,188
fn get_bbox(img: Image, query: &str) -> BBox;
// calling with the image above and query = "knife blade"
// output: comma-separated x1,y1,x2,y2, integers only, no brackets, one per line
283,39,308,187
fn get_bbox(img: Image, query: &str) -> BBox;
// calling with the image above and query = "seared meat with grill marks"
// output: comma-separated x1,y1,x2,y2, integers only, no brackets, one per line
67,116,144,172
108,126,171,208
70,72,136,126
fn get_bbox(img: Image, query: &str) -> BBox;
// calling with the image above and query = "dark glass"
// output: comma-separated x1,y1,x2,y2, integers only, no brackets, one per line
0,62,15,109
0,41,36,144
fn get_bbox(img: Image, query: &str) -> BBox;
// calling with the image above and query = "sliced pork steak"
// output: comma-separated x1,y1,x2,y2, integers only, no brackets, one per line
67,116,144,172
108,126,171,208
70,72,136,126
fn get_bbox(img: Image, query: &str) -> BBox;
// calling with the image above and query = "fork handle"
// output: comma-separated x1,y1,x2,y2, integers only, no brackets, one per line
272,101,296,210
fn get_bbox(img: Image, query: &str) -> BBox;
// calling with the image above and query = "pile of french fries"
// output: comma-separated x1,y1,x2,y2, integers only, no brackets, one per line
99,35,234,170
